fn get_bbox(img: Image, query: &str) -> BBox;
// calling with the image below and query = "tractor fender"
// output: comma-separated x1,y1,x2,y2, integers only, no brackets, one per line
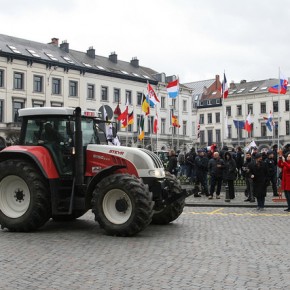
0,146,59,179
85,165,126,209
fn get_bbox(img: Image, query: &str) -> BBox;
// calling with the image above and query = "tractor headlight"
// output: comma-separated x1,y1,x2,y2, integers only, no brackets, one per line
148,169,165,178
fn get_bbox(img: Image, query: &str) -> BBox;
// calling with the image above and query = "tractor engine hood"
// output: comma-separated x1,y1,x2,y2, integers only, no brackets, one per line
86,144,165,179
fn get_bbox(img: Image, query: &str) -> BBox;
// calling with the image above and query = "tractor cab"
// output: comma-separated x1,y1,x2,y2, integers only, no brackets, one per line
19,107,117,176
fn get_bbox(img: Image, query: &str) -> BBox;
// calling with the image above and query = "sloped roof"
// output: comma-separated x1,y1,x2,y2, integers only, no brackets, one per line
0,34,158,83
184,79,215,95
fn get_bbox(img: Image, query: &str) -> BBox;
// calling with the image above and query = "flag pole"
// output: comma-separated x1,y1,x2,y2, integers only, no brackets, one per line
277,67,281,148
221,72,225,149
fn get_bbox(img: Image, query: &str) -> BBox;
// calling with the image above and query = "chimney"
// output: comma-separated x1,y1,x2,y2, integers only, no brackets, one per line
50,38,59,46
109,52,117,63
87,46,95,58
60,40,69,53
130,57,139,68
230,81,236,89
215,74,220,89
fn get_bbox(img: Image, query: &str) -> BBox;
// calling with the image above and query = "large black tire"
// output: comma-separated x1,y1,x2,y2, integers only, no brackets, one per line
0,159,51,231
151,172,185,225
91,174,153,236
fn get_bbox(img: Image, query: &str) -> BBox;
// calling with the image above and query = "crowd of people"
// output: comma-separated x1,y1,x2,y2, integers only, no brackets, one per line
166,143,290,211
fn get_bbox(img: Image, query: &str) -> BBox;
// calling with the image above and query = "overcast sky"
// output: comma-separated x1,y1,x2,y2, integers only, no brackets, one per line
1,0,289,84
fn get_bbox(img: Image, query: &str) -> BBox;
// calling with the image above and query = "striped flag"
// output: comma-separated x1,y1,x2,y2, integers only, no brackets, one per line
138,115,145,140
222,73,228,99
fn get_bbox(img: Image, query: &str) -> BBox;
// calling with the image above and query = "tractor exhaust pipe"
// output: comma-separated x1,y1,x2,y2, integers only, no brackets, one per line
74,107,84,186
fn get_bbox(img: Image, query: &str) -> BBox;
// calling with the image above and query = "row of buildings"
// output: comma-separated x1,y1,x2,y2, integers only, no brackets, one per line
0,33,289,151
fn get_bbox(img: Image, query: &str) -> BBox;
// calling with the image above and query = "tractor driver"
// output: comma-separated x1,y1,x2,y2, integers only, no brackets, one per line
42,123,62,143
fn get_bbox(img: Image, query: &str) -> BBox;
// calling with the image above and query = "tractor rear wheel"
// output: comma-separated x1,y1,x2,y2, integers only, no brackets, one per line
151,172,185,225
0,159,51,231
92,174,153,236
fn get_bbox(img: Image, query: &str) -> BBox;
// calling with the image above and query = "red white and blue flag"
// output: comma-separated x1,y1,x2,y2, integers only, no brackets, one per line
221,73,228,99
268,77,288,94
244,112,252,133
147,83,160,107
263,111,275,131
167,79,179,99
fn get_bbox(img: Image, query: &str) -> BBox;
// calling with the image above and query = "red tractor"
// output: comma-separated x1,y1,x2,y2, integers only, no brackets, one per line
0,107,191,236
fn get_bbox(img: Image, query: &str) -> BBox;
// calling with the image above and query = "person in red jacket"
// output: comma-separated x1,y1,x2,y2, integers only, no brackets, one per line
277,150,290,212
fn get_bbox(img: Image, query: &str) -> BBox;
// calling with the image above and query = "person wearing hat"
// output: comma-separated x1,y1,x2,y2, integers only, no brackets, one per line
194,149,209,197
265,150,278,196
248,153,269,210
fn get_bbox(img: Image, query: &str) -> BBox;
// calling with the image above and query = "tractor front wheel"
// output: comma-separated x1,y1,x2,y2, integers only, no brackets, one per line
0,159,51,231
92,174,153,236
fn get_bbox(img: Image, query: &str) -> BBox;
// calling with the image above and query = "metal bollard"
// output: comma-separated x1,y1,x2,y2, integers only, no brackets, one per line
225,185,230,202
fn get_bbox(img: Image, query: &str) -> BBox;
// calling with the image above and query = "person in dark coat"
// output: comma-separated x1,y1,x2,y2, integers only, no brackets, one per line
167,149,178,176
208,152,225,199
264,150,278,196
248,153,269,210
242,152,255,202
185,147,196,183
194,149,209,196
223,151,237,199
235,146,244,179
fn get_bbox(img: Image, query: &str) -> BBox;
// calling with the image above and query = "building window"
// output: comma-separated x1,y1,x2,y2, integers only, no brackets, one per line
183,100,187,112
182,121,187,136
0,70,4,87
216,99,221,104
261,123,267,137
237,105,242,116
208,113,212,124
126,90,132,105
207,129,213,145
260,102,266,114
147,116,154,134
0,100,3,122
69,80,78,97
192,121,196,137
285,100,289,112
137,92,142,106
273,101,278,113
286,120,290,135
13,100,24,122
32,101,44,107
101,86,108,101
226,106,231,116
52,78,61,95
216,112,220,123
228,125,232,139
14,72,24,90
200,130,205,144
172,99,176,110
87,84,95,100
50,102,63,107
248,103,253,114
207,100,212,105
161,118,166,134
199,114,204,124
33,75,43,93
161,96,166,109
114,88,120,103
128,124,133,132
216,129,221,143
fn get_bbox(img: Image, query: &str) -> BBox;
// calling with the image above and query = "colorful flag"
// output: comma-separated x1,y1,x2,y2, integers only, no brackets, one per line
153,113,158,134
171,109,180,128
167,79,179,99
117,100,129,122
147,82,160,107
121,110,134,128
113,103,121,117
268,77,288,94
233,120,245,129
138,115,145,140
263,111,275,131
221,73,228,99
244,112,252,133
141,93,150,115
197,122,200,139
